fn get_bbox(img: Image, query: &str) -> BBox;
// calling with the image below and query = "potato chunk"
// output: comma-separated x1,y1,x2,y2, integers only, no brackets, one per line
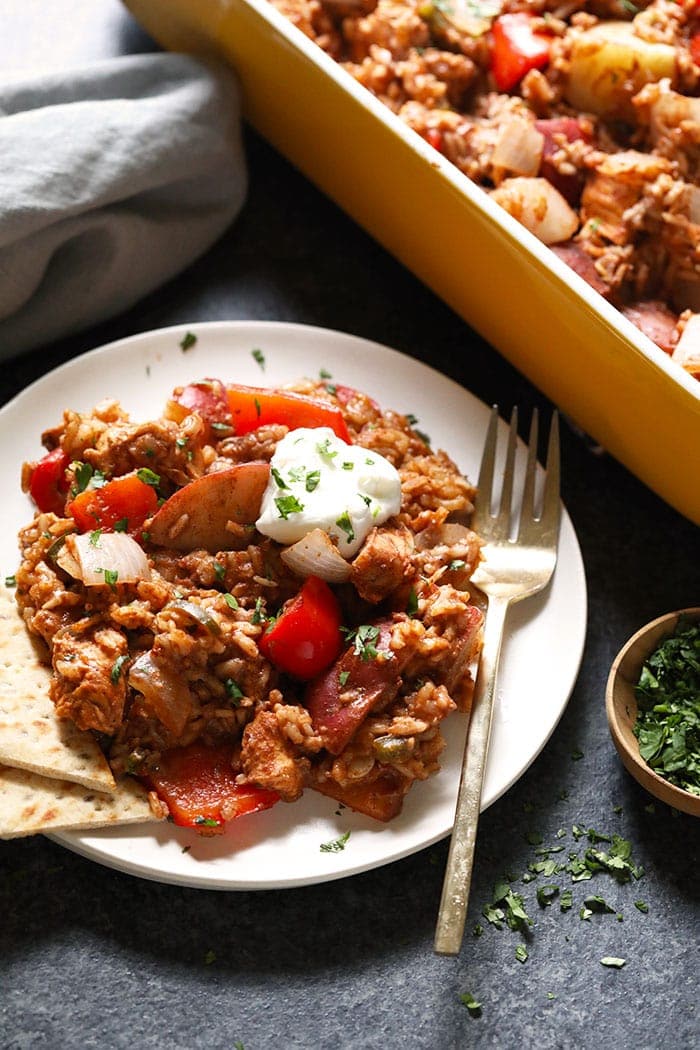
565,21,676,121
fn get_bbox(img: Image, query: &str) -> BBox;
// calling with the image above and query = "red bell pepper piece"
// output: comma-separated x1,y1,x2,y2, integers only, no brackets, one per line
259,575,344,680
168,378,232,442
226,384,351,442
491,13,551,92
67,472,159,534
691,32,700,67
144,743,279,834
29,447,70,515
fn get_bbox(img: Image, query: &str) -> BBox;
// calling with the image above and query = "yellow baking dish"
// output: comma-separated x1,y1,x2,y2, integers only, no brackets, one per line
124,0,700,525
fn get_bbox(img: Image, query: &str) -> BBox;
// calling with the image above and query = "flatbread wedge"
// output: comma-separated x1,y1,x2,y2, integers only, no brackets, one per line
0,585,116,792
0,764,160,839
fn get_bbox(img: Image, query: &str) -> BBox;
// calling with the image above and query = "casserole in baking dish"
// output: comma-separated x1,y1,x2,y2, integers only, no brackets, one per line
124,0,700,525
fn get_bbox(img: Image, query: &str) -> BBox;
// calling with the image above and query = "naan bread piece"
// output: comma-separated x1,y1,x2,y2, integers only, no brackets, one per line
0,586,116,792
0,764,160,839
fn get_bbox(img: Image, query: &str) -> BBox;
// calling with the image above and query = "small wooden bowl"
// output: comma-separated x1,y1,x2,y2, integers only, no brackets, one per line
606,608,700,818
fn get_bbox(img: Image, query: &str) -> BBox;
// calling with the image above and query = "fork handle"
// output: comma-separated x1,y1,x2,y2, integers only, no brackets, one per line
434,594,510,955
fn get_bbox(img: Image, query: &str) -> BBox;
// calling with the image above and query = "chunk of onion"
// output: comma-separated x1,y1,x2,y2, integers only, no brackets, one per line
280,528,351,582
490,177,579,244
56,532,151,586
492,119,544,179
128,651,192,735
672,314,700,378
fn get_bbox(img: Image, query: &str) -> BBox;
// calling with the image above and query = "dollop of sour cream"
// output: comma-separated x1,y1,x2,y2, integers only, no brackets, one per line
256,427,402,558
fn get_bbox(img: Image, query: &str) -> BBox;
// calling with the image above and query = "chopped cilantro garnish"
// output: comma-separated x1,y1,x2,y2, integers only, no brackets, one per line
4,574,16,587
136,467,160,488
342,461,354,471
194,816,220,828
339,670,350,687
110,654,128,685
406,588,419,617
320,830,351,853
89,529,102,547
316,438,337,461
73,462,94,494
335,511,355,543
275,494,304,519
634,900,649,913
347,624,382,661
319,368,332,379
103,569,119,589
515,944,528,963
225,678,243,703
180,331,197,351
214,561,226,582
114,517,129,533
271,467,288,489
305,469,321,492
224,593,239,610
251,348,265,370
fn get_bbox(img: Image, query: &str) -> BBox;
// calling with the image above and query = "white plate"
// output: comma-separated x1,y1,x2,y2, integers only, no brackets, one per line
1,322,586,889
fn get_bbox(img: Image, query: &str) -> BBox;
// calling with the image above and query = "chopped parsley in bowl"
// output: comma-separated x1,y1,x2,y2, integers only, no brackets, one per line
606,609,700,817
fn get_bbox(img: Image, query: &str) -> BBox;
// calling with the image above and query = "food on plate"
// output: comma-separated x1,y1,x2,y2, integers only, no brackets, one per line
9,374,484,838
269,0,700,376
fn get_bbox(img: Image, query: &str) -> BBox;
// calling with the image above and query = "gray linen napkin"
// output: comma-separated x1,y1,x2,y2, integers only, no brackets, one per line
0,52,247,357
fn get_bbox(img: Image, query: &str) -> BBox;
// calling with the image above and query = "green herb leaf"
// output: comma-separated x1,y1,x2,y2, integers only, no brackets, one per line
320,830,351,853
180,331,197,351
335,510,355,543
110,654,128,685
459,992,482,1017
305,469,321,492
515,943,528,963
136,467,160,489
275,494,304,519
251,348,265,370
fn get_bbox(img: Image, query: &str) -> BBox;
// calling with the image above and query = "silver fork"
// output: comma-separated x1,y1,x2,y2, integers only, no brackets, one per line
434,405,561,956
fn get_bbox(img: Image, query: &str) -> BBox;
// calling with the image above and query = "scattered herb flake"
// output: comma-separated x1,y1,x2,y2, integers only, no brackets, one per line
320,830,351,853
275,494,304,519
305,469,321,493
4,574,16,587
251,348,265,370
335,511,355,543
459,992,482,1017
224,593,239,610
110,654,128,685
180,331,197,351
515,943,528,963
136,467,160,489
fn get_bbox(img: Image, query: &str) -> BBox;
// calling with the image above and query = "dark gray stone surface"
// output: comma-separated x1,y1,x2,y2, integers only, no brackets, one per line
0,5,698,1049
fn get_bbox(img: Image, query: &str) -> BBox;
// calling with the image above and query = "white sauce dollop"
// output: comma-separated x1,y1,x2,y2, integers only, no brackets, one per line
255,427,402,557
